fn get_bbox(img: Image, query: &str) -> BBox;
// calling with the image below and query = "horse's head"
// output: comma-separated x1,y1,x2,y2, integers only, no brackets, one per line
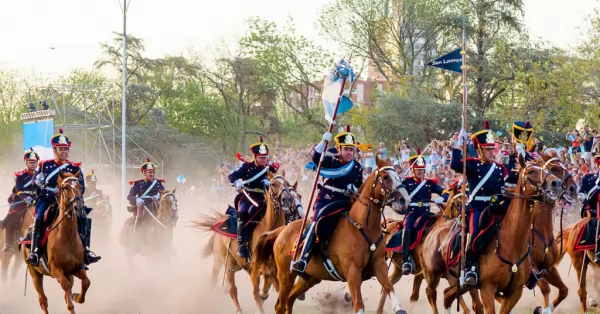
364,157,410,211
539,151,578,202
267,175,294,214
158,189,177,222
517,154,562,203
57,170,84,218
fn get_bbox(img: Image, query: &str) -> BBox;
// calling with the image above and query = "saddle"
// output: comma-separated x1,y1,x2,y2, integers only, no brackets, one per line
19,203,60,252
210,203,266,239
386,212,437,252
574,218,600,252
444,211,504,269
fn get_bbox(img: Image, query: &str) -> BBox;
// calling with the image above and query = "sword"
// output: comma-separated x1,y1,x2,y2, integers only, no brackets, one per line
241,190,260,208
0,200,25,208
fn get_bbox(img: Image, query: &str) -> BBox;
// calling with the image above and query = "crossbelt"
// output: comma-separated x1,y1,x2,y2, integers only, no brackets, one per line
322,185,346,194
409,202,430,207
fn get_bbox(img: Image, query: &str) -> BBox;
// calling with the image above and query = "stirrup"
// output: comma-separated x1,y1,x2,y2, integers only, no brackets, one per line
595,252,600,263
84,251,101,265
26,253,39,266
401,262,413,275
463,271,478,286
291,259,307,273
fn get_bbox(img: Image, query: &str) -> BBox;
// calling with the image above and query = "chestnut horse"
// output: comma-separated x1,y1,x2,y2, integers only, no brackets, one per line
251,157,411,314
0,205,34,282
22,171,91,314
119,189,178,264
524,152,578,313
439,155,563,314
417,155,562,314
375,182,480,314
193,172,300,314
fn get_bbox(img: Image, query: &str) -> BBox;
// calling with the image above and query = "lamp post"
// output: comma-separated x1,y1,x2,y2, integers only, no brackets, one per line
120,0,131,210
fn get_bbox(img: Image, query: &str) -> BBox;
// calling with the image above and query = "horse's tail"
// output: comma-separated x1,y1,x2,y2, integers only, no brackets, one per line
252,226,285,275
553,224,573,266
189,210,226,232
202,233,215,258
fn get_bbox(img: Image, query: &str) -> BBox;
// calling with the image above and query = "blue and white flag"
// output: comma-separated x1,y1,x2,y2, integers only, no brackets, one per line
322,60,355,122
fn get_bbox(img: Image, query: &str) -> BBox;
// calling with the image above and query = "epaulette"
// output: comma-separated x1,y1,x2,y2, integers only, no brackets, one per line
68,161,82,167
466,157,482,162
426,177,439,184
14,170,25,177
404,176,414,180
158,179,165,183
499,149,509,157
129,179,142,185
530,152,540,159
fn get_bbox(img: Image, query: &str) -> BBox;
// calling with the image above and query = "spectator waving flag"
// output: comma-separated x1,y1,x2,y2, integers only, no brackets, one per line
322,60,355,122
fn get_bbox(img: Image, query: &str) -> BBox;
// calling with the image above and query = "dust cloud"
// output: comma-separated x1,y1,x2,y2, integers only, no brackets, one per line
0,174,599,313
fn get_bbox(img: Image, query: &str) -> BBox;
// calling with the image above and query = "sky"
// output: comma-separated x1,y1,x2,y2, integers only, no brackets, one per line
0,0,597,78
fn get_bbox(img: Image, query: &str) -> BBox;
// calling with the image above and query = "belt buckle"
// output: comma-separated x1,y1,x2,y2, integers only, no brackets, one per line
324,194,332,200
417,202,423,207
491,195,497,203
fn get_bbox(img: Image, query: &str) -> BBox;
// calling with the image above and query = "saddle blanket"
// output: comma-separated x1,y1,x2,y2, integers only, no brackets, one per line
444,214,503,269
385,215,437,252
210,205,265,239
19,204,59,251
574,218,600,252
288,203,348,255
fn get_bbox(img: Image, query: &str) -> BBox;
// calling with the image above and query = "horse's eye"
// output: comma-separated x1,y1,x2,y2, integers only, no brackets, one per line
383,175,389,180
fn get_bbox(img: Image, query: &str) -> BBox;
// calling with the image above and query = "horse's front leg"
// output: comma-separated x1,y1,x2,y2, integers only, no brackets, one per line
28,265,49,314
373,257,407,314
71,268,91,304
52,270,75,314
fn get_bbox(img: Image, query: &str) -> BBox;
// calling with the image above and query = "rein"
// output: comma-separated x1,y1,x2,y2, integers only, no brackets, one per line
48,177,83,233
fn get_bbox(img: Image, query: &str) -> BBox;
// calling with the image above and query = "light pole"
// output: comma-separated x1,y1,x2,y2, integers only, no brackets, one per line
120,0,131,211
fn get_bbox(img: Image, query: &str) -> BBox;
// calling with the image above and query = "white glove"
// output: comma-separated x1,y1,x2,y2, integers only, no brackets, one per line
322,132,332,142
515,143,526,157
24,196,34,205
34,173,45,186
153,194,160,200
136,198,144,206
398,187,411,205
234,179,244,191
457,129,468,146
434,196,444,205
579,193,586,200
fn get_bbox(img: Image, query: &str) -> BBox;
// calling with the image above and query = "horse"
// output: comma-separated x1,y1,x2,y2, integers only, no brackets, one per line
21,171,91,314
119,189,178,265
192,171,300,314
252,157,411,314
524,152,578,313
375,183,480,314
0,205,34,282
430,155,563,314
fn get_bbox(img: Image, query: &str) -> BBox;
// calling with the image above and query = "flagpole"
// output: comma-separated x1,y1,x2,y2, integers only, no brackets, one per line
291,71,349,267
458,14,468,310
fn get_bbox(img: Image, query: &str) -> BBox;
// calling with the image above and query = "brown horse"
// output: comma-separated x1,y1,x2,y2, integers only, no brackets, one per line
22,171,91,314
0,205,34,282
525,152,578,313
193,172,299,314
418,155,562,314
252,157,411,314
376,183,480,314
119,189,178,264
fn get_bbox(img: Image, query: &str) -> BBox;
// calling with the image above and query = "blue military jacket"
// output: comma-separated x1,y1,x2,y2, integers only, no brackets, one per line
127,179,165,205
314,148,363,201
34,159,85,200
451,148,507,208
580,172,600,212
228,161,270,201
402,177,448,211
13,169,37,200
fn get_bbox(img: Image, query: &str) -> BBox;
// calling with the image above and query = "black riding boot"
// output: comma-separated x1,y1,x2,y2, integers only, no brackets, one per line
463,250,479,287
401,228,414,275
79,216,101,265
291,221,316,273
26,220,43,266
236,211,250,258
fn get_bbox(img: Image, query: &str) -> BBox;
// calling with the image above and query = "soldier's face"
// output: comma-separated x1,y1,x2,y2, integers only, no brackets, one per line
26,160,37,171
255,156,268,167
145,171,155,180
54,147,69,161
340,146,355,163
481,147,495,161
414,168,425,179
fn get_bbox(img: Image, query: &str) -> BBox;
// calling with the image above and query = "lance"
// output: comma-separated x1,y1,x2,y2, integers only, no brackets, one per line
457,15,468,311
291,63,350,266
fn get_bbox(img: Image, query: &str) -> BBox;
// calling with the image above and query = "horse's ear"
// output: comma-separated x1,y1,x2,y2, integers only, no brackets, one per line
375,156,387,169
518,153,526,168
292,180,298,190
172,188,176,194
59,170,65,179
74,170,81,179
282,169,286,178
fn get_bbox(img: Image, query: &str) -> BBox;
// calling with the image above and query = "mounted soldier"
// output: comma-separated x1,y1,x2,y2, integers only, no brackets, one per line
228,136,274,259
2,148,38,252
451,120,508,287
580,154,600,262
127,158,166,224
504,121,540,189
400,148,449,275
84,170,110,210
291,125,364,273
27,128,101,266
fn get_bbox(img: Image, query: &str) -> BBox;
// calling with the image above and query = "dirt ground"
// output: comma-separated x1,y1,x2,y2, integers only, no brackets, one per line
1,191,600,314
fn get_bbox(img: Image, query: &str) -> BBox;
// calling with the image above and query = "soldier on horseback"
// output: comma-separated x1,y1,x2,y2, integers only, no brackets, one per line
127,158,166,223
580,154,600,262
503,121,538,189
27,128,101,266
451,121,507,287
84,170,110,210
228,136,273,259
291,125,363,273
400,148,448,275
2,148,38,252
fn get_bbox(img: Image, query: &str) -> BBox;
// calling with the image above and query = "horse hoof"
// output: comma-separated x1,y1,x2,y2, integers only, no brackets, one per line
344,292,351,303
71,293,83,304
590,298,598,308
395,310,407,314
259,293,268,301
533,306,542,314
298,293,305,301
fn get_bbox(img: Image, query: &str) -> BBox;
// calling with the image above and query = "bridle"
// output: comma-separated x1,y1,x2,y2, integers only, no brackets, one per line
354,166,399,207
158,192,178,222
542,157,576,202
267,175,294,215
59,176,84,219
518,164,556,202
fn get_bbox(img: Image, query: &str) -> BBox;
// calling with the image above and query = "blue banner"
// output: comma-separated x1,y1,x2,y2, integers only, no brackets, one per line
22,118,54,160
427,48,463,73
